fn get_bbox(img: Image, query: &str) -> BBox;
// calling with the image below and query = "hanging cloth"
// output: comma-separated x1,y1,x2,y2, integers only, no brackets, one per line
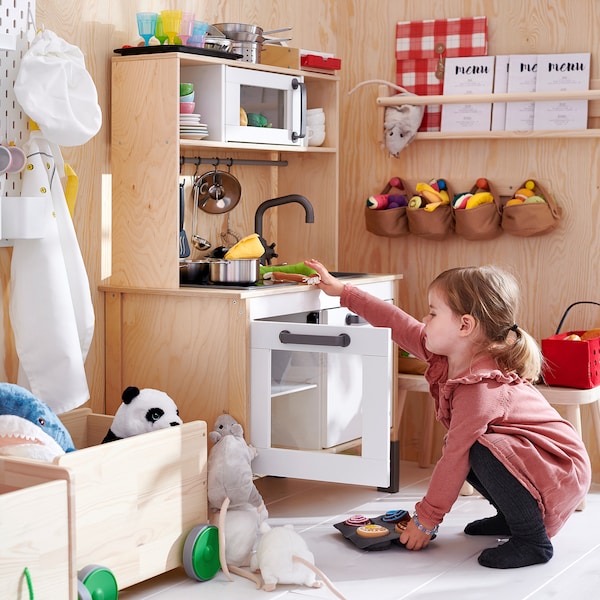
9,131,95,413
13,29,102,147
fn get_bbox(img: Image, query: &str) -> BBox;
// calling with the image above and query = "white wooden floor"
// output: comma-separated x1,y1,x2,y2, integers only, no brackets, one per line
119,461,600,599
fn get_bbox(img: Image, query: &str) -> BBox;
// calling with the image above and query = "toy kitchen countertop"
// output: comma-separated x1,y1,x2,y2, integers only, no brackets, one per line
101,272,402,299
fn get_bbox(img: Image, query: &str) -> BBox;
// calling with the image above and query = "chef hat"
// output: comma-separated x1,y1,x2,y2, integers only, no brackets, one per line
14,29,102,147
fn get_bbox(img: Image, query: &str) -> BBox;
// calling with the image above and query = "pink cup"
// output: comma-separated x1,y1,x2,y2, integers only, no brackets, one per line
5,145,26,173
0,146,11,174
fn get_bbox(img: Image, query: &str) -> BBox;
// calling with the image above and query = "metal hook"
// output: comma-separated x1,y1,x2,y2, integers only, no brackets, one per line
193,159,199,177
226,157,233,172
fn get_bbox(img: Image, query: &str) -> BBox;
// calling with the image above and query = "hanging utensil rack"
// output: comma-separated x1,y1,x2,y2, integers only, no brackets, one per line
180,156,288,168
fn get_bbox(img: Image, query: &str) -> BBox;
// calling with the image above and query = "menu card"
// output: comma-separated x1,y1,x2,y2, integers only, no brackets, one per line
491,55,510,131
533,53,591,130
505,55,538,131
440,56,496,132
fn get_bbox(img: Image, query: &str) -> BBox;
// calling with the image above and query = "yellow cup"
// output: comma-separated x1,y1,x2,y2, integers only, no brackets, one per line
160,10,182,45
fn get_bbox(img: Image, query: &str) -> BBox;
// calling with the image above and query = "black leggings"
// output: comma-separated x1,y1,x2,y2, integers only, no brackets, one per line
466,441,547,540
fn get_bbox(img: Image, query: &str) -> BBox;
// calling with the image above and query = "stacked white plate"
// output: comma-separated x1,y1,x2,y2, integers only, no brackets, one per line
180,113,209,139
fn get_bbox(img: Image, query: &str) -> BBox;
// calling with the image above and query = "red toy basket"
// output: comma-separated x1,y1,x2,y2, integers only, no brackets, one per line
541,301,600,389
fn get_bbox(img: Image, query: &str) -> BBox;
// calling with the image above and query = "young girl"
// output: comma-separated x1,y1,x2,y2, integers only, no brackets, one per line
305,260,591,569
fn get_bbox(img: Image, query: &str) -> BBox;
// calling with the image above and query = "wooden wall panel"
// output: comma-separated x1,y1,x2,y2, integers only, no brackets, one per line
338,0,600,476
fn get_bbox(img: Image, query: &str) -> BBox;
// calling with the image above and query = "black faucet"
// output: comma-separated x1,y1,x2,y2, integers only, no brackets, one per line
254,195,315,264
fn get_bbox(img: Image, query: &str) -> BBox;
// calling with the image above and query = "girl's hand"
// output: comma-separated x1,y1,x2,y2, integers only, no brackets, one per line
399,517,433,551
304,259,346,297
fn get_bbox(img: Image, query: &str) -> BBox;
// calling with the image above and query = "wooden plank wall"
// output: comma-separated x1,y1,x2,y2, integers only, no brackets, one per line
337,0,600,475
1,0,599,480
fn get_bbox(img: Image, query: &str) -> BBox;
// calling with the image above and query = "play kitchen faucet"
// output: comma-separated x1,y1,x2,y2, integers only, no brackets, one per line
254,195,315,265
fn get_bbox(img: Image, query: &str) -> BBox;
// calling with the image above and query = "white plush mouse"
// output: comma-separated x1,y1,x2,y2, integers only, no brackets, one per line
240,521,347,599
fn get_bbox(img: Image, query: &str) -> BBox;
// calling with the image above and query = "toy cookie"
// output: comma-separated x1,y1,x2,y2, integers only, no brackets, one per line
356,524,389,538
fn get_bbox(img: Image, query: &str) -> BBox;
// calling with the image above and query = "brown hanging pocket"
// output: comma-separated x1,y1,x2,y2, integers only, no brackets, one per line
501,179,562,237
364,176,410,237
406,178,454,240
365,205,409,237
407,204,453,240
453,178,502,241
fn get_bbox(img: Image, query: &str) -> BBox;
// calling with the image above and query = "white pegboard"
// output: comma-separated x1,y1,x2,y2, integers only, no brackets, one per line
1,0,35,196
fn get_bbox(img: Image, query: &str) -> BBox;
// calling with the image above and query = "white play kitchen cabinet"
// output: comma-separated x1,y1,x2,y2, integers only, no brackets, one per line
104,50,401,489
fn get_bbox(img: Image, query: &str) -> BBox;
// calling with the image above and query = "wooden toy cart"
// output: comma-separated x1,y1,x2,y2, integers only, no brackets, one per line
2,409,215,599
0,458,75,599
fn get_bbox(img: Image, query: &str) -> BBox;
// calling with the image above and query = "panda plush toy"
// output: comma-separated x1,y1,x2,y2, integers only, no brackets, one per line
102,386,182,443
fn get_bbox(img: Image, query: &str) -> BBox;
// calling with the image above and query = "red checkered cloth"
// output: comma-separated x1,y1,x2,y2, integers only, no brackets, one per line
395,17,488,131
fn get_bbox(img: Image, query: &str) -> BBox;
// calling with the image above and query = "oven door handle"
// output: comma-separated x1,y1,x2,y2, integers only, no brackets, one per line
291,78,306,142
279,329,351,347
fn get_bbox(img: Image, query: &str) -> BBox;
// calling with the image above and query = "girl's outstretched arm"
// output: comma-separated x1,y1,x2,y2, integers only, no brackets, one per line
304,259,346,297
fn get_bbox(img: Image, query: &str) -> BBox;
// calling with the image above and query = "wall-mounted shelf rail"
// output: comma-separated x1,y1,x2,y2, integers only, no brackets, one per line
377,89,600,107
376,83,600,140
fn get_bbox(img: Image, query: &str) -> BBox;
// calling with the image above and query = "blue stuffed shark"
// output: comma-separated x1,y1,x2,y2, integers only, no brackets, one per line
0,383,75,461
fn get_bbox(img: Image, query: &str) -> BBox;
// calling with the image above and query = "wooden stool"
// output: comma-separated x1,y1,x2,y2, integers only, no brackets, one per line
536,384,600,510
397,373,473,495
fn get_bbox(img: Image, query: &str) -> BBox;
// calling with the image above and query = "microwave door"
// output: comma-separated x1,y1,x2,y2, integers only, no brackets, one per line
226,68,306,146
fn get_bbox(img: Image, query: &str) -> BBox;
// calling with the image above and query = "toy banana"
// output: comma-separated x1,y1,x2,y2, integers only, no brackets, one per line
415,182,443,204
465,191,494,209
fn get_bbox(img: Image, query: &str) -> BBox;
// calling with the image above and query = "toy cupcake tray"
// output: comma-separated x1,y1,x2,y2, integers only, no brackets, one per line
334,510,436,551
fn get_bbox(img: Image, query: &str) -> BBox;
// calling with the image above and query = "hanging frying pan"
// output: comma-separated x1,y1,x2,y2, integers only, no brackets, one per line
195,165,241,214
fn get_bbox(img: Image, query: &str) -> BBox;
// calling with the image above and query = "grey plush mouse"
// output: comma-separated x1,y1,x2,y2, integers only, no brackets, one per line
348,79,425,157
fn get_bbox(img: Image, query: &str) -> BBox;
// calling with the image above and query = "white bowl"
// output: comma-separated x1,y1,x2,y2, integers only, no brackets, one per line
306,119,325,127
307,125,326,147
307,113,326,126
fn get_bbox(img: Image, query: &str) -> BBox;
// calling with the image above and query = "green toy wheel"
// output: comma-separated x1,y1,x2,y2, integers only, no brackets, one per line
77,564,118,599
182,524,220,581
77,580,93,600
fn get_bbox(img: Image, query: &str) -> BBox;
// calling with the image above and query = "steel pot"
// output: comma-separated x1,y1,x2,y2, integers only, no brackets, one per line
209,258,260,285
179,260,210,285
203,36,233,52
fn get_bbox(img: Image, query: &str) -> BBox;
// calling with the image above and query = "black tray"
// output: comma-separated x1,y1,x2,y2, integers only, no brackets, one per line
333,511,435,551
114,45,243,60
